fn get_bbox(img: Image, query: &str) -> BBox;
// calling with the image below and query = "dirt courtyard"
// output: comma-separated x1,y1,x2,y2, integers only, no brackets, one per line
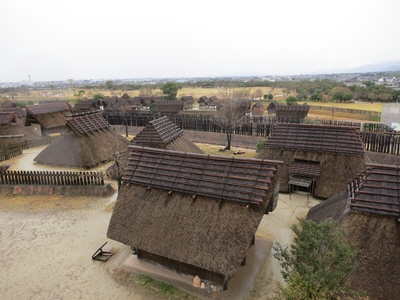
0,146,320,300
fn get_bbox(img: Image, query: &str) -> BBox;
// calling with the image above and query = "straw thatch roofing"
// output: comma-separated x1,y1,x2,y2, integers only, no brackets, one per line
108,146,281,279
122,146,280,205
132,117,203,153
152,100,184,113
0,107,26,118
259,124,366,198
307,171,400,299
26,102,70,129
265,124,364,155
133,116,183,145
348,164,400,218
0,113,14,125
34,113,129,168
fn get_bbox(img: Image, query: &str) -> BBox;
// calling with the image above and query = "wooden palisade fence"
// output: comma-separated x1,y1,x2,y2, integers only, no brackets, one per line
0,170,104,186
0,137,53,162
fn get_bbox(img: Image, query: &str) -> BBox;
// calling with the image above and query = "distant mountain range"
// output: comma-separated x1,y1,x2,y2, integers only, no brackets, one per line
316,61,400,74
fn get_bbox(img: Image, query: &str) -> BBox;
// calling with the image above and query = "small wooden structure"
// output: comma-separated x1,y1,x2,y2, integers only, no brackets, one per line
26,102,71,136
259,123,366,199
0,107,27,126
107,146,281,290
132,116,203,154
73,99,102,112
266,101,283,115
152,100,184,114
198,96,218,110
252,102,265,115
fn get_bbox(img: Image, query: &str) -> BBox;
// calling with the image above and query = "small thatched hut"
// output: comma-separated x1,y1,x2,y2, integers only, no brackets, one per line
107,146,281,290
252,102,265,115
132,116,204,153
266,101,283,115
152,100,184,114
73,99,102,112
259,123,366,199
307,164,400,299
275,103,309,119
180,96,195,109
0,112,41,146
26,102,71,136
0,107,27,126
34,112,130,168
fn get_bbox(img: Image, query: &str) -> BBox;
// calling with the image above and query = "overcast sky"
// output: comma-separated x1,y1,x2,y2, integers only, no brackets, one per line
1,0,399,82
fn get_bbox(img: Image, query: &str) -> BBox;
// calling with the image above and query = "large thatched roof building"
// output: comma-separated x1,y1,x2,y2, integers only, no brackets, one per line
307,164,400,299
258,123,366,199
0,112,41,146
26,102,71,136
34,112,129,168
132,116,203,153
108,146,281,290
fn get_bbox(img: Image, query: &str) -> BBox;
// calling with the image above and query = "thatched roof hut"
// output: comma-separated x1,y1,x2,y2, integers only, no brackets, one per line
132,116,203,153
307,164,400,299
252,102,265,115
275,103,309,119
34,112,130,168
73,99,102,112
107,146,281,289
26,102,71,136
258,123,366,199
0,107,27,126
266,101,283,115
0,112,41,146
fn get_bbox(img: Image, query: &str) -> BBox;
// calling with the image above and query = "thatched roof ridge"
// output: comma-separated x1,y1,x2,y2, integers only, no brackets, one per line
275,103,309,112
265,123,364,155
0,107,26,118
26,102,70,115
252,102,264,109
348,163,400,218
0,112,14,125
122,146,281,205
67,113,110,136
133,116,183,145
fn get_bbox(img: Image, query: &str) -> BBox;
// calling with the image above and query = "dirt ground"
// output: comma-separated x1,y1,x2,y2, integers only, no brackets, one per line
0,146,320,300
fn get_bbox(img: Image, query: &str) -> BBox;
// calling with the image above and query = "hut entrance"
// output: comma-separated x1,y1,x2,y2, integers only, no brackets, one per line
288,159,320,199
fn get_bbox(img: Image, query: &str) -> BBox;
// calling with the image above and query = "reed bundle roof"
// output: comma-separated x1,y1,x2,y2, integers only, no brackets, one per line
26,102,70,129
108,146,281,278
265,123,364,155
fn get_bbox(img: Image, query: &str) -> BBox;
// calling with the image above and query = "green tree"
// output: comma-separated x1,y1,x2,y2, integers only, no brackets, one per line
162,82,179,100
285,96,298,105
93,93,104,100
268,93,274,100
105,81,114,90
273,218,361,300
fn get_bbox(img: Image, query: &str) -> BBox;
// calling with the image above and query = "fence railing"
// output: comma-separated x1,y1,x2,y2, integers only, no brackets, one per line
0,170,104,186
361,132,400,155
0,137,54,162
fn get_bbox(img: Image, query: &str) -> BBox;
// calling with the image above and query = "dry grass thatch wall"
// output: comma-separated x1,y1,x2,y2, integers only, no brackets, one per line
258,148,366,199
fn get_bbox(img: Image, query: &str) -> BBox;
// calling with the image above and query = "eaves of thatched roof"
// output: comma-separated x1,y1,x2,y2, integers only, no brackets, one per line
67,113,110,136
349,163,400,218
265,123,364,155
108,146,281,277
0,107,26,118
26,102,70,115
133,116,183,145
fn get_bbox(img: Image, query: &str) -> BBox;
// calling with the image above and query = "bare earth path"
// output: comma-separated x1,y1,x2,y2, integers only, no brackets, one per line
0,146,320,300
